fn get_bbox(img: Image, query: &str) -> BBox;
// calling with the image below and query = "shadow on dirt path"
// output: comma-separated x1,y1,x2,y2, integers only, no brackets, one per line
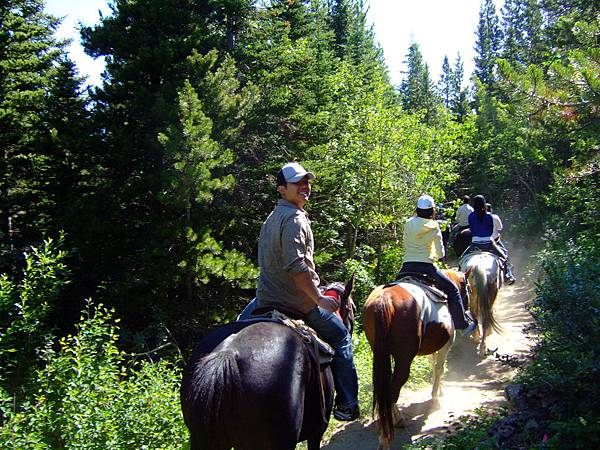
321,252,535,449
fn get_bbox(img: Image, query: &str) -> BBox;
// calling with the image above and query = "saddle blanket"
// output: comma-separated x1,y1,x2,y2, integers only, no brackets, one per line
397,282,453,332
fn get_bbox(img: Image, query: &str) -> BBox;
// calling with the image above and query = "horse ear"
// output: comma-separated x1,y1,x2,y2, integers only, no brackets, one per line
343,272,356,299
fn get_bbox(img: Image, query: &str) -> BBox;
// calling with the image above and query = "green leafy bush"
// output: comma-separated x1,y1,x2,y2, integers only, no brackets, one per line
0,235,69,395
1,301,187,449
518,243,600,447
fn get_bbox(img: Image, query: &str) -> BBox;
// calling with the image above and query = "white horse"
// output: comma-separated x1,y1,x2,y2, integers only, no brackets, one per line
459,252,503,356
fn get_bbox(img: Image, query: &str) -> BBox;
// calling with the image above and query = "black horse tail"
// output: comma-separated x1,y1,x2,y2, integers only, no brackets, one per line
372,291,395,447
184,350,242,450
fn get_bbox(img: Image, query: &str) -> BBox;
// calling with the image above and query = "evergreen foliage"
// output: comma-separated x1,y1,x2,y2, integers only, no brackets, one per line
438,56,453,108
474,0,502,91
501,0,545,66
400,42,440,123
1,0,599,445
437,53,470,121
0,0,89,267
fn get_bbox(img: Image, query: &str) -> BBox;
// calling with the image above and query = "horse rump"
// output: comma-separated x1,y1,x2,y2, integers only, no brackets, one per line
181,349,242,450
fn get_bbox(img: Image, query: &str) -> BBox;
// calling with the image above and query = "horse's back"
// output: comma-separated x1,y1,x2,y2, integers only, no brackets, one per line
363,283,451,355
363,284,421,347
217,322,309,395
462,252,498,272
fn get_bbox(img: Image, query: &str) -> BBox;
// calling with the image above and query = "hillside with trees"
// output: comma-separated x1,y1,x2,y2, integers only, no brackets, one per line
1,0,598,448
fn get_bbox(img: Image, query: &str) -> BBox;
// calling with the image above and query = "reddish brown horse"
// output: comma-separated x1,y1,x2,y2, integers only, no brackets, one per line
363,270,468,449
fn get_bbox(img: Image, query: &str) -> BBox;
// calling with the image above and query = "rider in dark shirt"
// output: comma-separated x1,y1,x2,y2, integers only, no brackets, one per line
465,195,515,284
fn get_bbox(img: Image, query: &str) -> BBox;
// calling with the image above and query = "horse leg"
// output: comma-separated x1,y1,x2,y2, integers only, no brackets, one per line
430,334,454,408
479,325,492,357
389,356,413,428
307,437,321,450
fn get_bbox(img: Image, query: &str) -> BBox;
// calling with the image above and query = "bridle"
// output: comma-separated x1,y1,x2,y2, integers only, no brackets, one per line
321,278,356,335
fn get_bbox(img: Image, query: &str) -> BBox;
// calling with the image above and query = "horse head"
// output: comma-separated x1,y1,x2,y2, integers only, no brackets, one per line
321,273,356,335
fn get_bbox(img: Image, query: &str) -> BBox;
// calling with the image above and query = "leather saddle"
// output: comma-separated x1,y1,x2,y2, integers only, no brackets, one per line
385,272,448,303
238,308,335,366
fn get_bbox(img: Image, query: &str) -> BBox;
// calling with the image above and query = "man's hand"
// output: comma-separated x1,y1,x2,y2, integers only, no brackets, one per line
292,271,339,312
318,294,339,313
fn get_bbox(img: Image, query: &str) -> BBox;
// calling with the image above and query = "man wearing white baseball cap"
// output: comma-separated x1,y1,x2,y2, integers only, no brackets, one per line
253,162,360,421
398,194,477,336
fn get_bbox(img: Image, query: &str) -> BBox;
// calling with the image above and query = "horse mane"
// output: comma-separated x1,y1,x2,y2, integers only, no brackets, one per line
322,279,356,334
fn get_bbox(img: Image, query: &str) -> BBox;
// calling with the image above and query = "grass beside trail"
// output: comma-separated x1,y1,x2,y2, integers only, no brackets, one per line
297,330,434,448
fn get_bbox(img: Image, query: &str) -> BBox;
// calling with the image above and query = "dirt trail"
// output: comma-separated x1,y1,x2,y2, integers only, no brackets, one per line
322,261,534,449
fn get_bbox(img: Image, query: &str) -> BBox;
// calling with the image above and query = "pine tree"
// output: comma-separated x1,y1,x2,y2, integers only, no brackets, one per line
329,0,352,58
0,0,89,266
328,0,388,82
80,0,259,336
438,53,470,121
438,56,453,108
158,74,257,311
400,42,439,121
501,0,545,66
451,54,470,121
474,0,502,90
268,0,314,40
208,0,255,51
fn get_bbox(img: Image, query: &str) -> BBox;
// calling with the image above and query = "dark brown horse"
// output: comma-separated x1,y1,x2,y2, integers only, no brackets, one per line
180,277,355,450
362,270,468,449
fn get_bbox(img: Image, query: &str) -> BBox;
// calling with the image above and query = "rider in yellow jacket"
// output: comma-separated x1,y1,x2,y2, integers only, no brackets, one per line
398,194,477,336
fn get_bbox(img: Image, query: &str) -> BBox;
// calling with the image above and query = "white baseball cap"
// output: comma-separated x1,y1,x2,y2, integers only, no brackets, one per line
280,162,315,183
417,194,435,209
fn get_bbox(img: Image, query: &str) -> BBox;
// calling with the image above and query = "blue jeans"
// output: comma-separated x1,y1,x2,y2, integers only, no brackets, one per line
304,306,359,409
399,262,469,329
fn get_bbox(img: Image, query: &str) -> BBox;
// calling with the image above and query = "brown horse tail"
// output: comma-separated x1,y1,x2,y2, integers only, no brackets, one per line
372,291,395,446
184,350,242,449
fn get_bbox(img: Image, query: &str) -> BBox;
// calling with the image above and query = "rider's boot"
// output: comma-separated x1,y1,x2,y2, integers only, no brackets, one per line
460,317,478,337
449,299,478,337
460,311,478,337
504,263,516,285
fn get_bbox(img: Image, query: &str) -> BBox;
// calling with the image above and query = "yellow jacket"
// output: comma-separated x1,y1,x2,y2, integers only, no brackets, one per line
402,216,445,264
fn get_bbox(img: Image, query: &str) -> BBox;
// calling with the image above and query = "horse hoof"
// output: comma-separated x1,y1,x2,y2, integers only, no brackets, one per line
377,440,391,450
431,398,441,410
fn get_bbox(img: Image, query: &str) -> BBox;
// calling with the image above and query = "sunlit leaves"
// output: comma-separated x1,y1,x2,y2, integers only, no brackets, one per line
1,301,187,449
311,64,465,284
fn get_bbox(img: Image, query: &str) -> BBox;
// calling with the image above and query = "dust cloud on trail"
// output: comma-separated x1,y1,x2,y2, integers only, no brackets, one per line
321,249,535,450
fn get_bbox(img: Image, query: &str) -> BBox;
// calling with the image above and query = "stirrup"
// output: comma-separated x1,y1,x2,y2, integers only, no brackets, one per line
460,318,478,337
